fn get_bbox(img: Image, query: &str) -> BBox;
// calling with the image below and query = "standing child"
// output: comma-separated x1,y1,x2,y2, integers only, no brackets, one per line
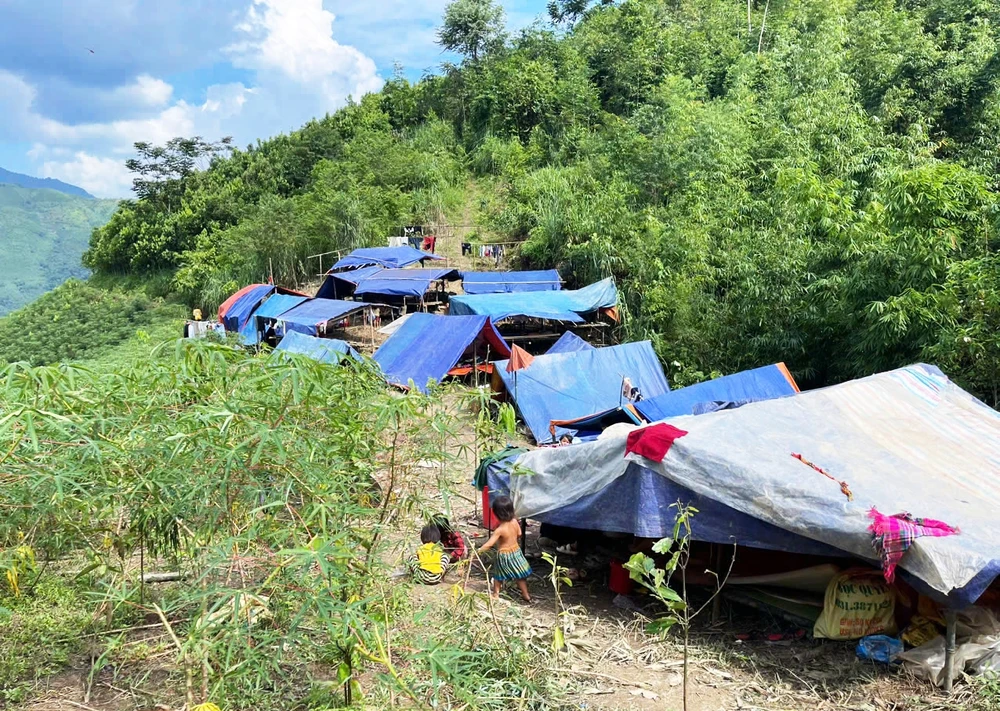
478,495,532,602
411,524,449,585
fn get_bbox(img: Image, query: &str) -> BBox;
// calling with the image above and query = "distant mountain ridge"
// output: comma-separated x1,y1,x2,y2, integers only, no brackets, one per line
0,166,94,199
0,184,117,315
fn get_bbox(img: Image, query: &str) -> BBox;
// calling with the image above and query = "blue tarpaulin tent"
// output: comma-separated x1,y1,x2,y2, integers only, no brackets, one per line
502,365,1000,606
277,298,372,336
273,331,360,364
495,341,670,443
332,246,443,271
373,313,511,392
450,277,618,323
239,293,310,344
316,266,382,299
219,284,274,332
460,270,562,295
354,268,460,299
634,363,799,422
546,332,595,355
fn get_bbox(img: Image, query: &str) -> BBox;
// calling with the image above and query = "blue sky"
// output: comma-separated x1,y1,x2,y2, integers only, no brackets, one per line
0,0,546,197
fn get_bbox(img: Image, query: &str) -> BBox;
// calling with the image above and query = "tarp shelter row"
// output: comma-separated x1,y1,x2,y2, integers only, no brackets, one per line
494,341,670,443
273,331,360,364
373,313,511,393
460,270,562,295
331,246,442,271
499,364,1000,606
219,284,275,332
316,267,460,300
450,277,618,323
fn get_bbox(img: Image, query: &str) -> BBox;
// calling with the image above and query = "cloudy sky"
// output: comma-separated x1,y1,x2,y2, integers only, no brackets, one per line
0,0,544,198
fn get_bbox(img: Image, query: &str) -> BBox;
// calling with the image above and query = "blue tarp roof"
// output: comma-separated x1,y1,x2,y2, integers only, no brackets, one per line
450,277,618,323
546,332,595,355
460,270,562,295
373,313,511,393
332,246,443,271
634,364,799,422
220,284,274,332
273,331,360,364
354,268,460,298
495,341,670,443
277,298,372,336
239,293,309,344
316,266,383,299
506,365,1000,605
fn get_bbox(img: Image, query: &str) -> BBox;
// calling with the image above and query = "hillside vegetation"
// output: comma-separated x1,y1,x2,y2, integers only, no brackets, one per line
0,185,117,314
76,0,1000,405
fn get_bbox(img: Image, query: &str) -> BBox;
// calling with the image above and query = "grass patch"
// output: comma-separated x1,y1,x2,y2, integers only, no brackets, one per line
0,576,91,704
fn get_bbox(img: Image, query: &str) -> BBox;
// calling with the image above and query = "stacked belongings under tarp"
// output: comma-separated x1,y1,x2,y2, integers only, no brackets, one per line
484,364,1000,689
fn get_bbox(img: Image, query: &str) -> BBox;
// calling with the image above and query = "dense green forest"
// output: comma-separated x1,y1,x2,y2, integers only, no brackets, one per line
0,185,117,314
25,0,1000,407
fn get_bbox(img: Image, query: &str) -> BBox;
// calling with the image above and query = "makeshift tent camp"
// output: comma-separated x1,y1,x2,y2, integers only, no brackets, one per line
635,363,799,422
460,270,562,295
273,331,360,364
500,364,1000,606
277,298,372,336
238,293,310,344
373,313,511,393
546,332,595,355
331,246,443,271
315,266,382,300
353,268,459,299
494,341,670,443
218,284,274,332
450,277,618,323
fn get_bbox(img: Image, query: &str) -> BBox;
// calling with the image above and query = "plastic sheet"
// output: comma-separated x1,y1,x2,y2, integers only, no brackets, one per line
239,294,308,344
546,332,594,355
273,331,359,364
450,277,618,323
460,270,562,295
277,299,372,336
507,365,1000,604
331,246,442,270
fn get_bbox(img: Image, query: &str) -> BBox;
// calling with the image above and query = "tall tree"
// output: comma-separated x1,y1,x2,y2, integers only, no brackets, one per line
438,0,506,62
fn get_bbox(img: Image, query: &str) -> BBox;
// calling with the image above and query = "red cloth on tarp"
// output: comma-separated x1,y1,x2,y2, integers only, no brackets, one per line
506,344,535,373
624,423,688,463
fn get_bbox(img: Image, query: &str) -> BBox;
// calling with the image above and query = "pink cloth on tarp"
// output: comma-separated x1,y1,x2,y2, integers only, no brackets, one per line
624,423,688,463
868,508,959,583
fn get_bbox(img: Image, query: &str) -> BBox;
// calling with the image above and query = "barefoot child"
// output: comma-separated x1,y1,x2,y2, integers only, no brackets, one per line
478,495,532,601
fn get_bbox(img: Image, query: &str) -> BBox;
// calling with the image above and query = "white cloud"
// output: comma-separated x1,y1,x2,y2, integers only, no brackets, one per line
5,0,391,197
230,0,383,104
40,152,133,198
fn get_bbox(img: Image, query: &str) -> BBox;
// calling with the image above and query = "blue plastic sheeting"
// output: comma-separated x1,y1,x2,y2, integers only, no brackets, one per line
354,268,460,298
239,294,309,344
220,284,274,331
316,266,382,299
460,270,562,295
273,331,359,364
635,364,798,422
450,277,618,323
277,298,371,336
546,332,595,355
508,365,1000,605
495,341,670,443
373,313,511,393
486,460,842,555
332,246,443,271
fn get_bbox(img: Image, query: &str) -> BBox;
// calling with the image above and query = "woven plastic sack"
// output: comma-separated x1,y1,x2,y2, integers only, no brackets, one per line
813,569,897,640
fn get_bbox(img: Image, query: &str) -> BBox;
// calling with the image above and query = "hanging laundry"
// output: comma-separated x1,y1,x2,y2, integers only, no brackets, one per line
421,235,437,253
624,423,688,463
462,242,472,256
868,508,959,583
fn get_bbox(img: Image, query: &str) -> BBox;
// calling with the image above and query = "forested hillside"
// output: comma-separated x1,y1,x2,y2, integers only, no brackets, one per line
0,185,117,314
69,0,1000,406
